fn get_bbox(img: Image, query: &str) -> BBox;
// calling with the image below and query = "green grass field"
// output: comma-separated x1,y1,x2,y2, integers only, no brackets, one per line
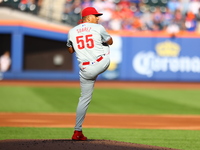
0,85,200,150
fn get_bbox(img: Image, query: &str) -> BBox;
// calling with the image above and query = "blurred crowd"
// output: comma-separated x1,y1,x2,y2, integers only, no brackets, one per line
0,0,42,14
1,0,200,33
18,0,42,14
62,0,200,33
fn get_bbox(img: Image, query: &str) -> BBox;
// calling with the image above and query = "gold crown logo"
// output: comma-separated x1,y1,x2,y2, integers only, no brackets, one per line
155,41,180,57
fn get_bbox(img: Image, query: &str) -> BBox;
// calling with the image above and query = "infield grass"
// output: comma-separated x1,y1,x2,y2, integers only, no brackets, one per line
0,86,200,114
0,86,200,150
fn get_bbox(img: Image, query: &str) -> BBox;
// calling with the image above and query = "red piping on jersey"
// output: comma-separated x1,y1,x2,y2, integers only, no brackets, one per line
96,56,103,62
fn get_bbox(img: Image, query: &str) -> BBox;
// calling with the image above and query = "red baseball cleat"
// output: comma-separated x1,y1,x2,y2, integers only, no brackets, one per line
72,130,87,141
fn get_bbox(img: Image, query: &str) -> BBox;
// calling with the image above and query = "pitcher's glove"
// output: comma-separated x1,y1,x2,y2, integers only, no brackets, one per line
102,42,109,46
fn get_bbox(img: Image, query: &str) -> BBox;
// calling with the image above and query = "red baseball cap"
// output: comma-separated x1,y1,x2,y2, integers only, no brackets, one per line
81,7,103,18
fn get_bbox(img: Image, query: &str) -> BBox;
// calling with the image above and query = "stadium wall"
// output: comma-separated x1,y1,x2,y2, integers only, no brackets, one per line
1,22,200,81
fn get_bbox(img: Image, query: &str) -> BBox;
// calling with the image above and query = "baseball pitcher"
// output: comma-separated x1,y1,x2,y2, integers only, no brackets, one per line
66,7,113,140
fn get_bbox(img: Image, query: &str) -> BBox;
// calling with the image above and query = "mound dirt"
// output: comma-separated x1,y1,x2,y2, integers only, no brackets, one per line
0,139,180,150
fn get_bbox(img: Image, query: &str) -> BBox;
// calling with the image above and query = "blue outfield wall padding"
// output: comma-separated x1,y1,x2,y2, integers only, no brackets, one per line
2,71,79,80
1,25,200,81
11,32,24,72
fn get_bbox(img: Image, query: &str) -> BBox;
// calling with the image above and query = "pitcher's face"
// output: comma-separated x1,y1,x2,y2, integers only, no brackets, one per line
89,15,100,24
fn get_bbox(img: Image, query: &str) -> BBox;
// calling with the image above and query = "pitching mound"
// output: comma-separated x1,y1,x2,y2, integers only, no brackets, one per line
0,139,180,150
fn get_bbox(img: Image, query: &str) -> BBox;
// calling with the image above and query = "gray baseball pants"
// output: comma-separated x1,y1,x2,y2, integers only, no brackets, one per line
74,54,110,131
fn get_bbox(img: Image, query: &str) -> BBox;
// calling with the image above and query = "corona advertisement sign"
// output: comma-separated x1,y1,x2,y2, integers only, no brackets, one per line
131,39,200,80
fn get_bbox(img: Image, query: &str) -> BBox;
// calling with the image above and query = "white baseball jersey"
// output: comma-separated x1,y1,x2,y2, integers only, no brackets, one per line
67,23,111,63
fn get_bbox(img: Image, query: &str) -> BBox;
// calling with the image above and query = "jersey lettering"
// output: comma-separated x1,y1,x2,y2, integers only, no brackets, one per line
76,27,91,33
76,34,94,49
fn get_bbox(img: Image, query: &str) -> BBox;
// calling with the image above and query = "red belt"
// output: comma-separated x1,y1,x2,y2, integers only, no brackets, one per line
82,56,103,65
